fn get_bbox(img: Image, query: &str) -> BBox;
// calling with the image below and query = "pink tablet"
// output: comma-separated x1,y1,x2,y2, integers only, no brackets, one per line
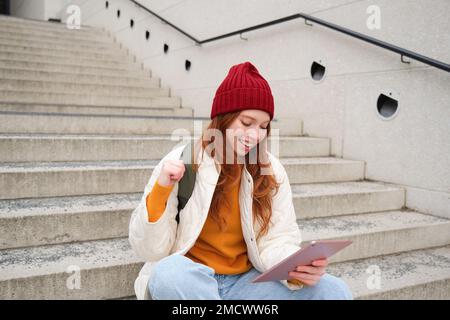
252,239,353,283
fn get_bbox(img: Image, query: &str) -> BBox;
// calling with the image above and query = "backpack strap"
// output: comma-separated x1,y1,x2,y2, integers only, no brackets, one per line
176,140,197,224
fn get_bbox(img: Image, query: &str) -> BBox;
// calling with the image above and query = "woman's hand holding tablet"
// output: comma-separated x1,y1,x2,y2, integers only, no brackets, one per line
252,240,353,283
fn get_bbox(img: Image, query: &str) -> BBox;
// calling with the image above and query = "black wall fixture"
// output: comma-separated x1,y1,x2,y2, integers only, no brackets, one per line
105,1,109,9
163,44,169,53
130,19,134,28
117,9,120,18
185,60,191,71
311,61,326,81
145,30,150,40
377,93,398,119
0,0,10,15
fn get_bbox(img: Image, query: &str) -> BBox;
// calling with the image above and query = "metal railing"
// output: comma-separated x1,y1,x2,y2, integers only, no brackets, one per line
130,0,450,73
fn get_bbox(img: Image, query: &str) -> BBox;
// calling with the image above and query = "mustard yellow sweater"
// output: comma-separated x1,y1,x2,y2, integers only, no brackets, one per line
146,176,252,274
146,177,301,285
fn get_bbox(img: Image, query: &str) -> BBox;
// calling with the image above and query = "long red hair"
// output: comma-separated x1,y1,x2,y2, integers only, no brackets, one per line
191,111,281,240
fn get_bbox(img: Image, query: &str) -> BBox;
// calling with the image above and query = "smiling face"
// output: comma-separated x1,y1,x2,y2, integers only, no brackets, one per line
225,109,271,161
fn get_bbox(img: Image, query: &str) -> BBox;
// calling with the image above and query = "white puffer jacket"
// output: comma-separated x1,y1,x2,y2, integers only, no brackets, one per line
129,143,303,300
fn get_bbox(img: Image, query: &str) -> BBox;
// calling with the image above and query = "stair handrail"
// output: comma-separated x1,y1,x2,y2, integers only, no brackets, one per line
130,0,450,73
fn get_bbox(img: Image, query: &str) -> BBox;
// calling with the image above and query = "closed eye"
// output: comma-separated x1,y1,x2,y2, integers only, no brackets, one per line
241,120,268,129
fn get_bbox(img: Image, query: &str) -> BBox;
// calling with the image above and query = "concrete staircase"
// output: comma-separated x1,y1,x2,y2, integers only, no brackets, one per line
0,15,449,300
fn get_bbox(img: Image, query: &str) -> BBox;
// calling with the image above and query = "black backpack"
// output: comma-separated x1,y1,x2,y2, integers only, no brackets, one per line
176,140,197,224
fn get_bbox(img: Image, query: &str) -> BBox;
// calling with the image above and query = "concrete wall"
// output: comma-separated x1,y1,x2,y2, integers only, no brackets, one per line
61,0,450,219
10,0,46,20
9,0,70,21
45,0,71,20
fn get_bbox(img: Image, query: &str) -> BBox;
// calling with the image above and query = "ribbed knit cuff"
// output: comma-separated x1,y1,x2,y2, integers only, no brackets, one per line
146,179,175,223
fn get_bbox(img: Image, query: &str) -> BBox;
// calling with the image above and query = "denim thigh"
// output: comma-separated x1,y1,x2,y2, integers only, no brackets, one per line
221,267,353,300
148,254,221,300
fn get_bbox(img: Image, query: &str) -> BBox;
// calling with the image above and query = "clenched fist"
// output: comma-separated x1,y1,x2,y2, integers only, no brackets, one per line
157,159,186,187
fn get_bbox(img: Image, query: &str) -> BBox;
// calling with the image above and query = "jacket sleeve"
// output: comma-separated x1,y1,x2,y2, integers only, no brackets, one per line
128,153,179,262
257,157,304,290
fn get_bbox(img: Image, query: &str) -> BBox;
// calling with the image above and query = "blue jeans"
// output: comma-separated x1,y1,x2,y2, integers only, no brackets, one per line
148,254,353,300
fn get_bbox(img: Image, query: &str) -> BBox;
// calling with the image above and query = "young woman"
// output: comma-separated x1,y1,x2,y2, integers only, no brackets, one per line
129,62,353,300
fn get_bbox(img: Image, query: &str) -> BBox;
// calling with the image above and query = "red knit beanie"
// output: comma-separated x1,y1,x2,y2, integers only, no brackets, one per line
210,61,274,120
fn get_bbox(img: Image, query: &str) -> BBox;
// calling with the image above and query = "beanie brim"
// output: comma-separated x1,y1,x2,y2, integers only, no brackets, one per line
211,87,274,120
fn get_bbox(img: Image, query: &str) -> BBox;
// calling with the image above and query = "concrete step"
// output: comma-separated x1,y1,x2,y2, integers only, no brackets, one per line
0,134,330,162
0,91,180,108
0,79,170,98
328,246,450,299
273,136,329,158
0,102,192,118
0,159,155,200
292,180,405,219
0,14,98,31
0,24,110,42
0,35,123,53
0,29,115,45
0,42,129,63
0,193,140,249
0,113,203,135
271,118,303,136
0,17,100,35
0,237,142,299
0,68,160,88
0,113,300,136
283,157,365,183
0,157,364,200
0,59,150,78
0,181,405,249
0,44,133,62
0,232,448,299
299,210,450,263
0,51,143,71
